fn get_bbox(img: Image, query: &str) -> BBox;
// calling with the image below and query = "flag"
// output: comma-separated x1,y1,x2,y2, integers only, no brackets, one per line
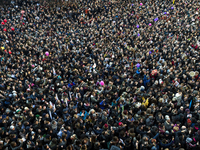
131,62,133,69
65,98,68,107
53,67,56,75
50,101,55,111
20,14,23,20
122,105,124,115
56,94,59,101
49,110,52,120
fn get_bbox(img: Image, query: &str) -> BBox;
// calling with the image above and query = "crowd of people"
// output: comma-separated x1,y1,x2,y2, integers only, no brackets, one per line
0,0,200,150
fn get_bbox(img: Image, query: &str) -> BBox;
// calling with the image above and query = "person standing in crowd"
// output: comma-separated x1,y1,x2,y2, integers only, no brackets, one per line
0,0,200,150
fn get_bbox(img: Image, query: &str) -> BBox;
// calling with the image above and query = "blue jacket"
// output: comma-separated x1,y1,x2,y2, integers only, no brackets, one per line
136,70,140,74
79,111,89,120
143,75,150,87
99,100,106,110
94,129,103,135
158,137,174,148
64,130,71,140
149,133,160,150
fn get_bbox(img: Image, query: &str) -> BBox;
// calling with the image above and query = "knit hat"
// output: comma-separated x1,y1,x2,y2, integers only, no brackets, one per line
10,125,15,130
35,114,40,118
165,115,170,120
16,109,21,113
118,122,123,126
5,108,11,113
186,137,192,143
185,108,190,112
104,124,108,128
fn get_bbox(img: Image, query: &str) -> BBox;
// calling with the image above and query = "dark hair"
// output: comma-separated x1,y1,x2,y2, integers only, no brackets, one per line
10,141,16,147
119,130,125,137
112,136,118,142
91,135,96,143
136,134,141,141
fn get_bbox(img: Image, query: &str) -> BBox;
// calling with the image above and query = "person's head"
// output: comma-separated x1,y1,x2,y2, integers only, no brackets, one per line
180,106,184,111
44,144,49,149
11,141,17,147
112,136,119,143
52,138,57,144
162,139,167,144
151,139,156,143
83,138,88,144
187,119,192,125
143,136,148,141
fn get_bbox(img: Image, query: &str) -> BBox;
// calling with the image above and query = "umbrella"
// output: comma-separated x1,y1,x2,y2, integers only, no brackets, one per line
136,63,140,68
151,69,157,75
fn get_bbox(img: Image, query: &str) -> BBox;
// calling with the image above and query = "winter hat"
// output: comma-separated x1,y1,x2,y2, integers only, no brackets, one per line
185,108,190,112
119,122,123,126
140,86,145,91
104,124,108,128
10,125,15,130
16,109,21,113
5,108,11,113
35,114,40,118
186,137,192,143
165,131,169,134
165,115,170,120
